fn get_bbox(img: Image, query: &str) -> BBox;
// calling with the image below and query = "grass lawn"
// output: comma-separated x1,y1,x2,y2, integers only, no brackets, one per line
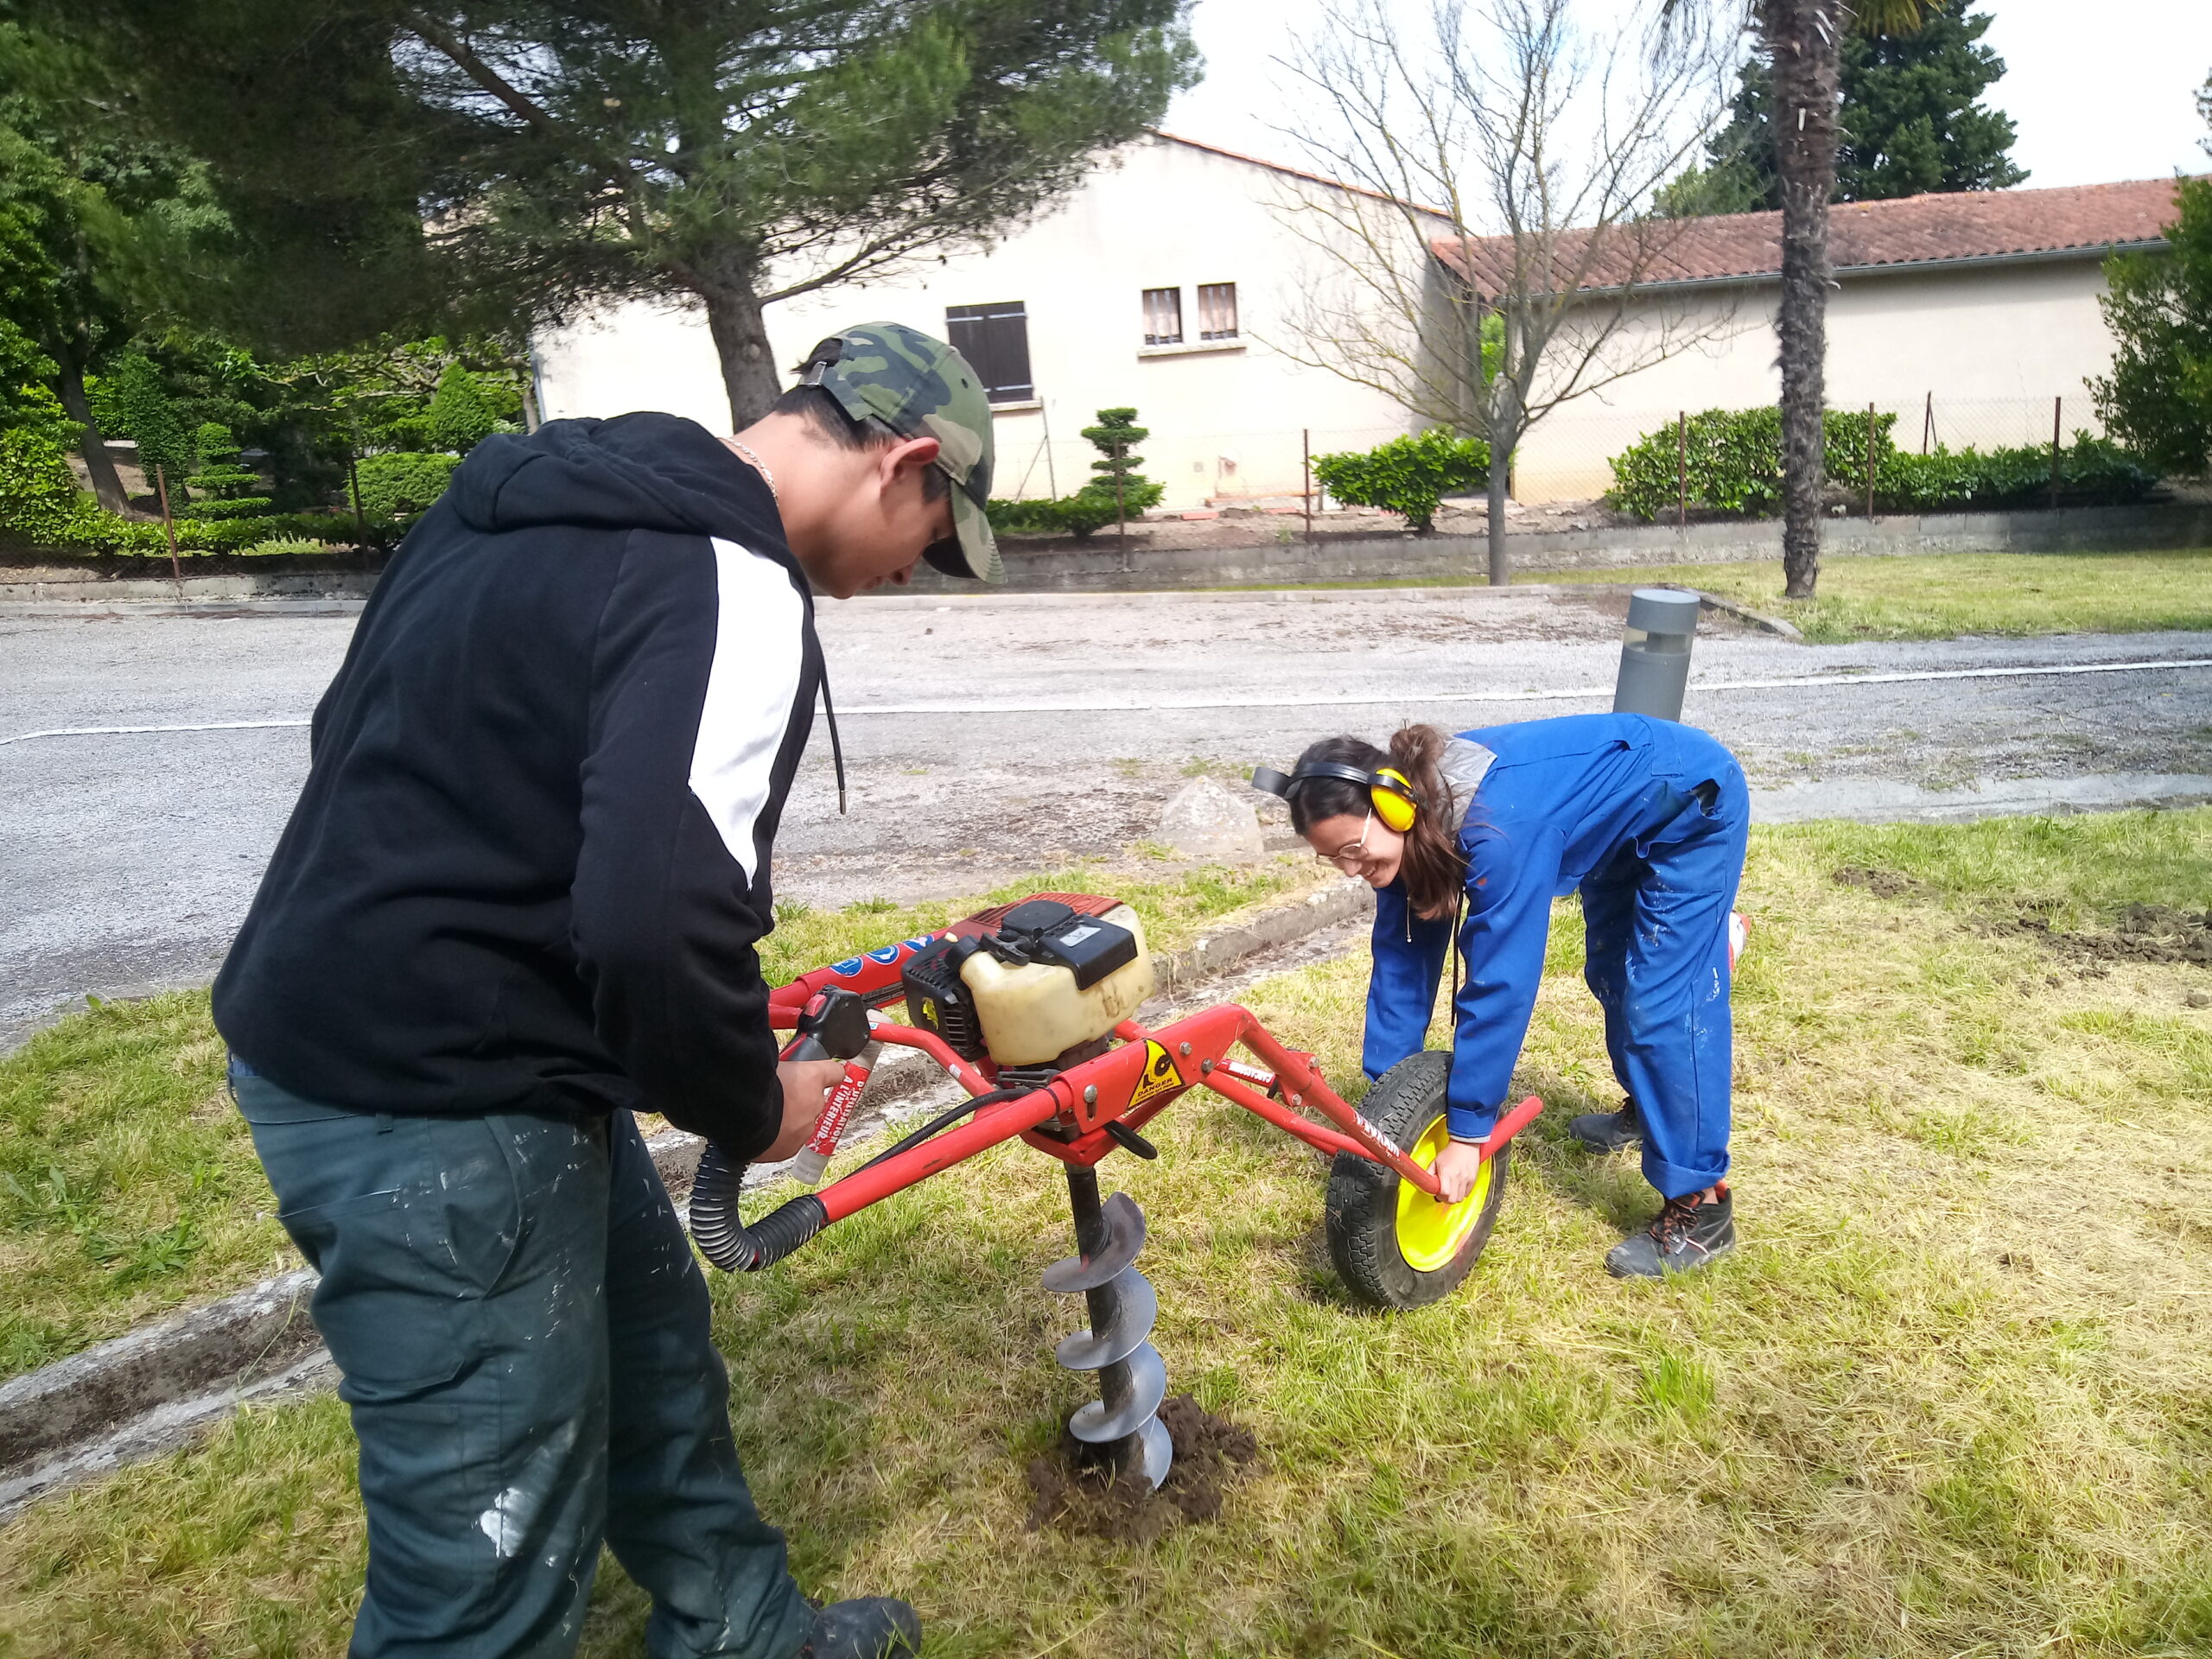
1530,548,2212,643
3,810,2208,1656
0,859,1322,1384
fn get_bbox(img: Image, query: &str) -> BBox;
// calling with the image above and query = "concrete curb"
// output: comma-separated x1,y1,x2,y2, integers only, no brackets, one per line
0,1268,320,1508
0,876,1374,1516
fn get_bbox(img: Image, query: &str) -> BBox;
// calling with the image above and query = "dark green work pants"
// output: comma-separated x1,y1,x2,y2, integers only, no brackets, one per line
232,1061,810,1659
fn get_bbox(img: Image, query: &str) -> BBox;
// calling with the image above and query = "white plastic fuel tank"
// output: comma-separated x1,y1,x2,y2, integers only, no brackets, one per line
959,904,1158,1066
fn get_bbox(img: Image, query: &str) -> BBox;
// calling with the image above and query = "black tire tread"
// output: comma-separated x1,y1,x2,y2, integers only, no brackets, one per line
1324,1051,1511,1310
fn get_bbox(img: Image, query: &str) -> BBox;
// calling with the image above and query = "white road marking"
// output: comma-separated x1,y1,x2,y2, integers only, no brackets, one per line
3,657,2209,743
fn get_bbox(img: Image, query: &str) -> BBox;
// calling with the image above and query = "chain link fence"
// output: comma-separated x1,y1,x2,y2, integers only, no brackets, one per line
993,395,2120,515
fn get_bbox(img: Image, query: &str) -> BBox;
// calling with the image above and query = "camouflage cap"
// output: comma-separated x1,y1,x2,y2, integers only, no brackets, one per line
798,321,1002,583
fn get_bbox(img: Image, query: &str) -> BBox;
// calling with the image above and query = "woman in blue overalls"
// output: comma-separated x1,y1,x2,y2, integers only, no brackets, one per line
1258,715,1749,1276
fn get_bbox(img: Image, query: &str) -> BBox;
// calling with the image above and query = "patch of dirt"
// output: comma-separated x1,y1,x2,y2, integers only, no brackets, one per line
1832,865,1923,899
1986,902,2212,969
1023,1394,1259,1542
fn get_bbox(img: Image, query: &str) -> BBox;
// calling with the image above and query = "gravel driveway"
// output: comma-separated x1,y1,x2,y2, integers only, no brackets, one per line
4,587,2207,1044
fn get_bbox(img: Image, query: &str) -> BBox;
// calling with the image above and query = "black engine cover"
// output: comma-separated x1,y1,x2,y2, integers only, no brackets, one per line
900,938,988,1059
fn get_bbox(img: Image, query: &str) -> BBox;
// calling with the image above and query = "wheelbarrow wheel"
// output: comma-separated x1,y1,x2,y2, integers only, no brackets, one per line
1325,1051,1511,1310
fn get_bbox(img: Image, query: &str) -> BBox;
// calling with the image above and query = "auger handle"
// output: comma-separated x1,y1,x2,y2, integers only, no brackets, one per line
689,1142,828,1272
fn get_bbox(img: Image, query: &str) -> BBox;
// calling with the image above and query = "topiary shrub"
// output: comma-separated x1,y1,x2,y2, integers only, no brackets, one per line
354,451,462,520
1311,427,1491,532
183,422,266,505
983,407,1167,543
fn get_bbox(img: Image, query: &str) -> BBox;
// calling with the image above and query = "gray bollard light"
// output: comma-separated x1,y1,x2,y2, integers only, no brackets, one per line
1611,588,1701,721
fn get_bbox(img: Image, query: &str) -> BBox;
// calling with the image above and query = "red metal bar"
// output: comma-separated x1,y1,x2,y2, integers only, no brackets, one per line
871,1022,996,1096
1226,1013,1447,1196
1483,1096,1545,1157
1199,1066,1370,1160
769,931,944,1023
814,1083,1069,1223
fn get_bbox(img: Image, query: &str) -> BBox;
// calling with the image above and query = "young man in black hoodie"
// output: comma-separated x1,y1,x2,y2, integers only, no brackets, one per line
214,323,1001,1659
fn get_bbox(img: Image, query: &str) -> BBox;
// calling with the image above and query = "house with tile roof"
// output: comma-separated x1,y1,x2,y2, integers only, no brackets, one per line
1436,177,2191,501
533,131,1451,512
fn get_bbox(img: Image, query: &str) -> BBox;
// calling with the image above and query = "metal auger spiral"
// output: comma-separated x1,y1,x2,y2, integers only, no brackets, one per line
1046,1166,1172,1490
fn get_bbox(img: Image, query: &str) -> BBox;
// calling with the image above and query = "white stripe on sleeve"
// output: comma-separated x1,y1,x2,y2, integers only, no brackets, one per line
688,538,805,882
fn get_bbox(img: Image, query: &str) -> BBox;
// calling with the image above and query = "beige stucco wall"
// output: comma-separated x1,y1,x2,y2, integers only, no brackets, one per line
533,135,1431,512
1512,256,2126,503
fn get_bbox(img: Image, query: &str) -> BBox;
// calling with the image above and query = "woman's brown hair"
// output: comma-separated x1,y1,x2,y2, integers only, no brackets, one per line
1285,724,1465,919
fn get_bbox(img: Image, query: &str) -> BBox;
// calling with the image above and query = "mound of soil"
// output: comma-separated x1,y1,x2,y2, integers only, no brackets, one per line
2000,902,2212,967
1833,865,1921,899
1024,1394,1259,1543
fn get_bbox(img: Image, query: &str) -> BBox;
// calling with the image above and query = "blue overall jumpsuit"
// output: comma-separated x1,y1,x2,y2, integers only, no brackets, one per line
1363,714,1749,1199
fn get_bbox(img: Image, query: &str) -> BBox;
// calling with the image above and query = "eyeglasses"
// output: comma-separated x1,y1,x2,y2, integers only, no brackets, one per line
1316,810,1376,872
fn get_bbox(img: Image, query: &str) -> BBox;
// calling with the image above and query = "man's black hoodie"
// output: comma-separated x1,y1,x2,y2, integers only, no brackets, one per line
213,413,821,1159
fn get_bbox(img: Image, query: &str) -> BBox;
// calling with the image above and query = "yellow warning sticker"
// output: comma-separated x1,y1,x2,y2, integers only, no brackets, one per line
1128,1039,1185,1109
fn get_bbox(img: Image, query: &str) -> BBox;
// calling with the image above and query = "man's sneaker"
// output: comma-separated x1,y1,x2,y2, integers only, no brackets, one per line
1569,1096,1643,1154
802,1598,923,1659
1605,1184,1735,1278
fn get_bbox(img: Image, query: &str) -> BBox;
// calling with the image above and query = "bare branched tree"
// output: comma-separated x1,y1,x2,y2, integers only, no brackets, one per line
1270,0,1739,582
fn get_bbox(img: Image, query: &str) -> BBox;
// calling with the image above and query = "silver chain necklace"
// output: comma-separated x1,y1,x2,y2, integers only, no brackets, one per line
726,438,778,502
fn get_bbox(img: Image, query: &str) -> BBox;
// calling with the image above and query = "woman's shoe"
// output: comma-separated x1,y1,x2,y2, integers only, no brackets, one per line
1605,1185,1735,1278
1568,1096,1642,1154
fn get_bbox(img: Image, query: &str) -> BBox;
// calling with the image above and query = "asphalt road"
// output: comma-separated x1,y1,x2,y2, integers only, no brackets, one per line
4,587,2209,1045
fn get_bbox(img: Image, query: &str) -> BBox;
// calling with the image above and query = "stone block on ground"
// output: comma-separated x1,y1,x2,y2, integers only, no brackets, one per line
1156,776,1266,864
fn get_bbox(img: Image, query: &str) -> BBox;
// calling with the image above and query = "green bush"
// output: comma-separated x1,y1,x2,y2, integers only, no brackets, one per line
18,504,365,556
420,364,518,454
1605,409,2161,520
175,498,277,521
354,451,461,520
0,430,102,545
1311,427,1491,532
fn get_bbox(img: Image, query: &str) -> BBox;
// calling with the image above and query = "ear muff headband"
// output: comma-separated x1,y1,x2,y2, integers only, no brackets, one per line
1250,761,1423,830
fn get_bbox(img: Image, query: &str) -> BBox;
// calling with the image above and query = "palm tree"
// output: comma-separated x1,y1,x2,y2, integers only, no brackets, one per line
1710,0,1927,597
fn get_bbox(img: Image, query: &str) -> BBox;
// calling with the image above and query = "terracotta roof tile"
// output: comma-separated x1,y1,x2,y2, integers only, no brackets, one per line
1432,176,2195,297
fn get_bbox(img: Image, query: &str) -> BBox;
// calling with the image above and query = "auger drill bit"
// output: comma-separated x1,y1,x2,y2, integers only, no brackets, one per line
1046,1166,1172,1490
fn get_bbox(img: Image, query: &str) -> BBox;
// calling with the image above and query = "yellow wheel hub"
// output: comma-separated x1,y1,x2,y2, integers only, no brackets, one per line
1394,1113,1491,1272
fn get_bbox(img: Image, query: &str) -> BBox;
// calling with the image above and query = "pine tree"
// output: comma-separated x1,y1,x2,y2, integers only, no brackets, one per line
1657,1,2024,215
35,2,1199,427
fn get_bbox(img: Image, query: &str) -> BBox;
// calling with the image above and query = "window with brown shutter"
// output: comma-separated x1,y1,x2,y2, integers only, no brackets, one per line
944,301,1034,403
1198,283,1238,340
1141,287,1184,346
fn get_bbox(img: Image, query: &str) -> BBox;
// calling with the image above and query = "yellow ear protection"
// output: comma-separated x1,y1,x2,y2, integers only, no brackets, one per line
1250,761,1423,831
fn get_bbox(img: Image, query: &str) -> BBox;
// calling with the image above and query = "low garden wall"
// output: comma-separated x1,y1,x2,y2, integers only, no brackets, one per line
906,498,2212,594
3,498,2206,606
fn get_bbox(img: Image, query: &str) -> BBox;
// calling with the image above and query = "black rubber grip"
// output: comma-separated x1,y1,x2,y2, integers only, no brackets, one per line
689,1143,830,1272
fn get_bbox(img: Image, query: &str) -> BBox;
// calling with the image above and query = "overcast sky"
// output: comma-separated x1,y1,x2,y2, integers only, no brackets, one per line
1163,0,2212,193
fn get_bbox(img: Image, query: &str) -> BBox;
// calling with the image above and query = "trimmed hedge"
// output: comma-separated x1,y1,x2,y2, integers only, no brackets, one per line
1311,428,1492,532
354,451,461,520
1605,407,2159,520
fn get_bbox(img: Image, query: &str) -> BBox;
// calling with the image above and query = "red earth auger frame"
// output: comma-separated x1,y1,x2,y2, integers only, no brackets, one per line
689,906,1542,1489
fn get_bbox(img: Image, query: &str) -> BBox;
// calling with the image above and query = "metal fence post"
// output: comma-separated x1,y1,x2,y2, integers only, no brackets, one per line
155,461,181,584
1302,428,1312,541
1676,410,1687,531
1866,402,1877,521
1612,588,1700,721
2049,395,2063,510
